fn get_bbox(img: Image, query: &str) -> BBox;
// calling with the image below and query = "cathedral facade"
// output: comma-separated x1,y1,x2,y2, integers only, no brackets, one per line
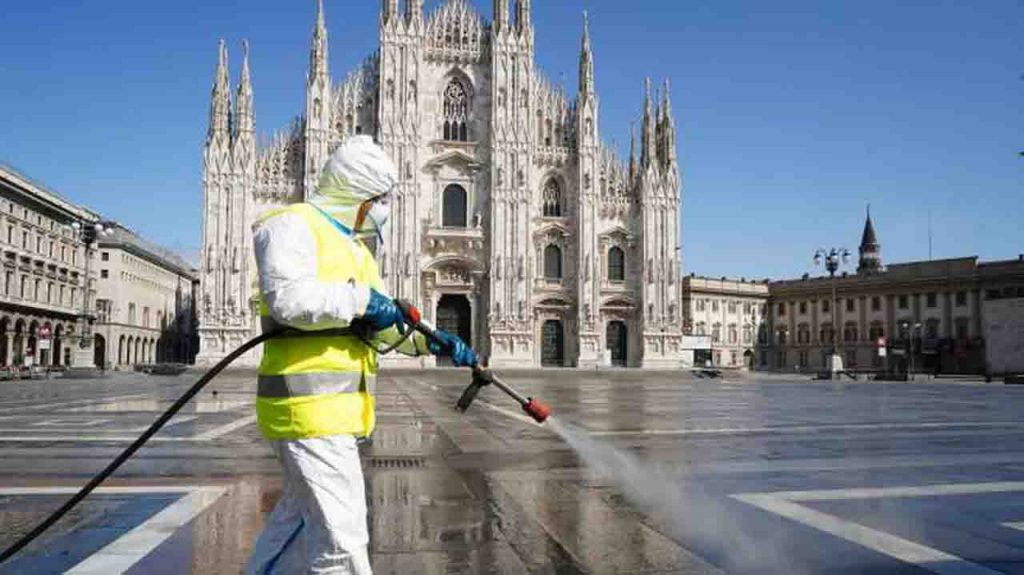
197,0,684,368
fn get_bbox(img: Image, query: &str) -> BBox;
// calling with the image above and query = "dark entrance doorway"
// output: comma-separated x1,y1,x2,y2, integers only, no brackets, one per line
541,320,564,367
436,295,471,366
94,334,106,369
606,321,627,367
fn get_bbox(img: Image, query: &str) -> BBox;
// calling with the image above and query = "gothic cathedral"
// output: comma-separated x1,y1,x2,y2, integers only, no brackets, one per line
198,0,684,368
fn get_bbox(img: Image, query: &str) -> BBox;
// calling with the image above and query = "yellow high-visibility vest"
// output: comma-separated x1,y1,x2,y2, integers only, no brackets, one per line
255,203,380,440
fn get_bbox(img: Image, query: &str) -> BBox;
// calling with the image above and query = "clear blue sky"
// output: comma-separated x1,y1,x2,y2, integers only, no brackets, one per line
1,0,1021,279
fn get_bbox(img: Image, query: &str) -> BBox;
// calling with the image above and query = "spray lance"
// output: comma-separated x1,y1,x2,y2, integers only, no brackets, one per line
0,296,550,565
392,299,551,424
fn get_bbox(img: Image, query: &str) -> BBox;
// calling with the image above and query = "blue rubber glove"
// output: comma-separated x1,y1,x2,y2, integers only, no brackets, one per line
361,289,405,332
429,329,479,368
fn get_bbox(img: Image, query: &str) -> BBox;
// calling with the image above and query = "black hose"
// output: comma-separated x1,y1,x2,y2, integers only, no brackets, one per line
0,323,408,565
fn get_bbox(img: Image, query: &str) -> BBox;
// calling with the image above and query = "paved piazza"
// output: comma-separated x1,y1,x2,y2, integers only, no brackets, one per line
1,370,1024,574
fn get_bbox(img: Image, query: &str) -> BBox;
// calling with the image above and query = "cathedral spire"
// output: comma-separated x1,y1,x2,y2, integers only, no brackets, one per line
234,40,254,138
406,0,423,25
382,0,398,24
516,0,532,35
641,77,657,170
494,0,509,33
628,122,638,180
661,78,677,168
208,40,231,140
857,205,882,274
578,11,595,98
310,0,328,82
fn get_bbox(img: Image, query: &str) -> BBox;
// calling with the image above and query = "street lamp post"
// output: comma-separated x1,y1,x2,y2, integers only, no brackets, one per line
814,247,851,376
64,219,113,369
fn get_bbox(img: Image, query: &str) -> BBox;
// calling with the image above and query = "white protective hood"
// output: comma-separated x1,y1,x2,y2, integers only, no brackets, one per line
308,135,397,236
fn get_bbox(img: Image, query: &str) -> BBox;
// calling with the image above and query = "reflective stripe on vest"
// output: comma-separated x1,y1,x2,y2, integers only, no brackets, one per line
257,372,369,398
255,203,383,440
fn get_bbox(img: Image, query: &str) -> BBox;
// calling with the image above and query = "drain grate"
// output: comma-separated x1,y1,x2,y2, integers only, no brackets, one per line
366,456,426,469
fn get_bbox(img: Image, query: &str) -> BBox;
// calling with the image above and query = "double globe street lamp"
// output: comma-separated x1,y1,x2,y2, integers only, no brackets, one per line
814,247,851,374
63,220,114,367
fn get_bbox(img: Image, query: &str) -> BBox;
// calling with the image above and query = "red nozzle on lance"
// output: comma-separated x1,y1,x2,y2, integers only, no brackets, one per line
523,398,551,424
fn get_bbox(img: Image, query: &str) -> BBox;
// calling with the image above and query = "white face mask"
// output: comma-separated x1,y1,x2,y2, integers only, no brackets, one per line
357,194,391,242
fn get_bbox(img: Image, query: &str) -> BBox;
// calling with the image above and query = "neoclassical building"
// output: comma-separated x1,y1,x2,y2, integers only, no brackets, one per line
197,0,684,368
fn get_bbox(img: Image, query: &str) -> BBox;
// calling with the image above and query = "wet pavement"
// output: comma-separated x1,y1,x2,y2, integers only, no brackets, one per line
1,369,1024,574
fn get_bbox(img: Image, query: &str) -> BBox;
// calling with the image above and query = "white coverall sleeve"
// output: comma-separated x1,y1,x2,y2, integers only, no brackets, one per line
253,212,371,331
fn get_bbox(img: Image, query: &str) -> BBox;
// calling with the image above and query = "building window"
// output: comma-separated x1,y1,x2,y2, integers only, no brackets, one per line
844,322,859,342
712,300,719,313
101,252,109,262
696,299,706,312
543,244,562,280
607,247,625,282
898,295,908,309
695,322,707,336
743,302,752,315
128,303,136,324
955,317,969,340
728,324,738,344
845,298,855,313
925,319,940,339
712,323,722,343
777,326,789,345
20,276,27,298
926,293,937,308
35,236,41,253
797,324,810,344
777,303,785,316
100,269,109,279
819,323,834,344
442,184,468,228
955,291,967,307
3,272,10,295
34,279,41,301
22,231,28,249
743,326,753,344
143,306,150,328
59,285,65,305
46,282,53,303
728,301,738,314
542,179,562,217
871,296,881,311
442,78,469,142
799,301,807,315
822,299,830,313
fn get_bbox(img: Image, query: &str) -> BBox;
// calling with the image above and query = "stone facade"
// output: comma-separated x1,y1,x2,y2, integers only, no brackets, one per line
761,214,1024,375
93,226,198,369
681,276,769,368
0,165,95,368
197,0,684,368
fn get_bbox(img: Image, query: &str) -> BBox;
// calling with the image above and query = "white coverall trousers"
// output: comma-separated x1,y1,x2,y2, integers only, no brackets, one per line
244,435,372,575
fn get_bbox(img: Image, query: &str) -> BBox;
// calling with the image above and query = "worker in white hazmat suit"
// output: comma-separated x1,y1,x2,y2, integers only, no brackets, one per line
244,135,478,575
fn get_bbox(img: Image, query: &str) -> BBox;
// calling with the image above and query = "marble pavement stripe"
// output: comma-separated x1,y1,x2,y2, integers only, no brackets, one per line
590,421,1024,437
63,486,227,575
192,414,256,440
731,482,1024,575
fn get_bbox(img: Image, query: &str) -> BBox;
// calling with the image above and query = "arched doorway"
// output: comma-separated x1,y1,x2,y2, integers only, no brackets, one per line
94,334,106,369
606,321,628,367
12,319,25,366
39,322,52,366
53,325,63,367
436,294,471,366
126,336,134,365
0,317,9,366
541,320,564,367
27,320,38,366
